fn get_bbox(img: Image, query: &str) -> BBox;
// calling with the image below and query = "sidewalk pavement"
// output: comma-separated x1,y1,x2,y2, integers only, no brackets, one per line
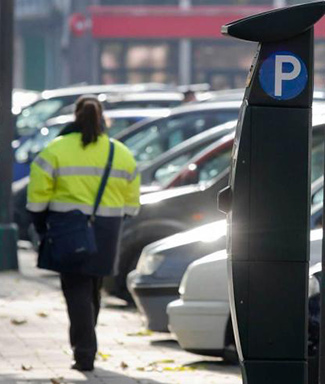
0,247,241,384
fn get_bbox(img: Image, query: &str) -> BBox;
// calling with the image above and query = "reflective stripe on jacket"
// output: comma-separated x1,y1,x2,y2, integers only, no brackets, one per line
27,132,140,217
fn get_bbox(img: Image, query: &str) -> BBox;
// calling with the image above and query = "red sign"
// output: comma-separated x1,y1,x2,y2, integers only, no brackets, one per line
87,6,325,39
69,13,88,37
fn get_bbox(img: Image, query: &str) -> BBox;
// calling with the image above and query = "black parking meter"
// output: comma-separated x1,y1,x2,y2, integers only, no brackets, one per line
218,3,325,384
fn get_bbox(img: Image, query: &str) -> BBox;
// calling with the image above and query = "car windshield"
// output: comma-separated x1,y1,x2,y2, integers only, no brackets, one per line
123,110,238,165
154,143,213,186
169,128,325,189
17,99,64,136
198,149,232,183
15,125,63,163
106,116,145,137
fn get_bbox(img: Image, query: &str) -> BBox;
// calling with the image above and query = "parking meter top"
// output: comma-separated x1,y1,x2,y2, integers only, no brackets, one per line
222,1,325,43
222,2,325,109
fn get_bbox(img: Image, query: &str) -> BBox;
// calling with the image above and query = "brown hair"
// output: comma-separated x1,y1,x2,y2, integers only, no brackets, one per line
75,95,103,147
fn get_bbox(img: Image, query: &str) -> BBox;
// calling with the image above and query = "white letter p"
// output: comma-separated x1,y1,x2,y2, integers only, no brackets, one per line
275,55,301,97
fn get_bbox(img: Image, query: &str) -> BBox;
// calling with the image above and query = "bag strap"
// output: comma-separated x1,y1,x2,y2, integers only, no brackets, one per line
90,138,115,222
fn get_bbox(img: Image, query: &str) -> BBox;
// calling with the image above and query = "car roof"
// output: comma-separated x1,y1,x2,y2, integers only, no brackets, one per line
40,83,175,100
106,92,184,102
44,108,170,128
201,88,325,103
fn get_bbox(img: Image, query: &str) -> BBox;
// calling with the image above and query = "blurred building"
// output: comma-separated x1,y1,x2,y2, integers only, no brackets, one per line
14,0,67,90
14,0,325,90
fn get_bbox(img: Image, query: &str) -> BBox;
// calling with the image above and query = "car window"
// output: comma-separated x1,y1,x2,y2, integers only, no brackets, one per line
15,125,62,163
165,112,214,146
211,110,239,126
312,132,324,183
312,187,323,206
126,124,163,163
123,120,162,149
198,148,232,183
122,109,238,164
155,143,212,186
17,99,65,136
154,154,192,185
106,117,144,137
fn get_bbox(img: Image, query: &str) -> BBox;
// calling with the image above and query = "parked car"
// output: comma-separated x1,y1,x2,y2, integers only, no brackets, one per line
14,100,241,182
127,220,227,331
13,108,169,181
13,102,240,241
13,117,235,242
114,116,325,299
167,227,323,361
140,121,236,186
115,101,241,166
127,189,324,332
15,83,174,138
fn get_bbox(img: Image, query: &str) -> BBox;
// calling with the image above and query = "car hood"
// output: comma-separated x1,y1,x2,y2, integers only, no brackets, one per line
140,183,207,206
143,219,227,254
180,229,323,302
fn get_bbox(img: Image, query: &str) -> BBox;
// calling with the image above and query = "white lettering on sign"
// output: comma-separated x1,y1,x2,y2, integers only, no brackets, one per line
274,55,301,97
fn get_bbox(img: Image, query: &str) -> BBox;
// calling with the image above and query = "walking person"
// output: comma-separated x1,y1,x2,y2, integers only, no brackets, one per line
26,95,140,371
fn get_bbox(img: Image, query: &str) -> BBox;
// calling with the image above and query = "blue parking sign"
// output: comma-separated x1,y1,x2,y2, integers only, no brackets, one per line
259,51,308,100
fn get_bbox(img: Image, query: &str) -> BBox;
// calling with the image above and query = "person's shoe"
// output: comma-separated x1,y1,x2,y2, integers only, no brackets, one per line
71,361,94,371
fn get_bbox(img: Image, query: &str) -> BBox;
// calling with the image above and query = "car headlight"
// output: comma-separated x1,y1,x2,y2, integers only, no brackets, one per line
136,252,165,275
309,275,320,298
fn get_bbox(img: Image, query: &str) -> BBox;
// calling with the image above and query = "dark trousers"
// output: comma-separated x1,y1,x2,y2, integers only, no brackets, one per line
60,273,103,365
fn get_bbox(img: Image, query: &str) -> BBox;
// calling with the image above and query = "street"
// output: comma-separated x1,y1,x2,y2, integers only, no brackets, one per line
0,247,241,384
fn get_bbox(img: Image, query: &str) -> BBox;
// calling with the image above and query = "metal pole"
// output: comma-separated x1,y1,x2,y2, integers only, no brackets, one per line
178,0,192,86
319,131,325,384
0,0,18,271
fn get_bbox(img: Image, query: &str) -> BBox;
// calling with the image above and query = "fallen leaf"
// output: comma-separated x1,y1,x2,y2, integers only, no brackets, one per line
149,359,175,365
50,378,64,384
62,348,72,356
11,318,27,325
120,361,128,369
163,366,196,372
36,311,49,318
97,351,111,361
21,364,33,371
127,329,153,337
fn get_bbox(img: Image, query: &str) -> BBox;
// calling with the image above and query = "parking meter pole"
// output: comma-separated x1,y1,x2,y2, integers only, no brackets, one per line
320,142,325,384
0,0,18,271
218,3,325,384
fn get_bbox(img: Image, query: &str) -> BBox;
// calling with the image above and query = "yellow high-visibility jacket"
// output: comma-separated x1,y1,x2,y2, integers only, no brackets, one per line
27,132,140,217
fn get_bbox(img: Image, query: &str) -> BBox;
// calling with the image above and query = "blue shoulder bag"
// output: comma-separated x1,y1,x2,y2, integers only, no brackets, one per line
45,139,115,268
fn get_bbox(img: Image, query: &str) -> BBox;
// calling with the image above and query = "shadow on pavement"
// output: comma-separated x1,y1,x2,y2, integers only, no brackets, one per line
150,339,181,351
184,359,238,371
0,367,170,384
